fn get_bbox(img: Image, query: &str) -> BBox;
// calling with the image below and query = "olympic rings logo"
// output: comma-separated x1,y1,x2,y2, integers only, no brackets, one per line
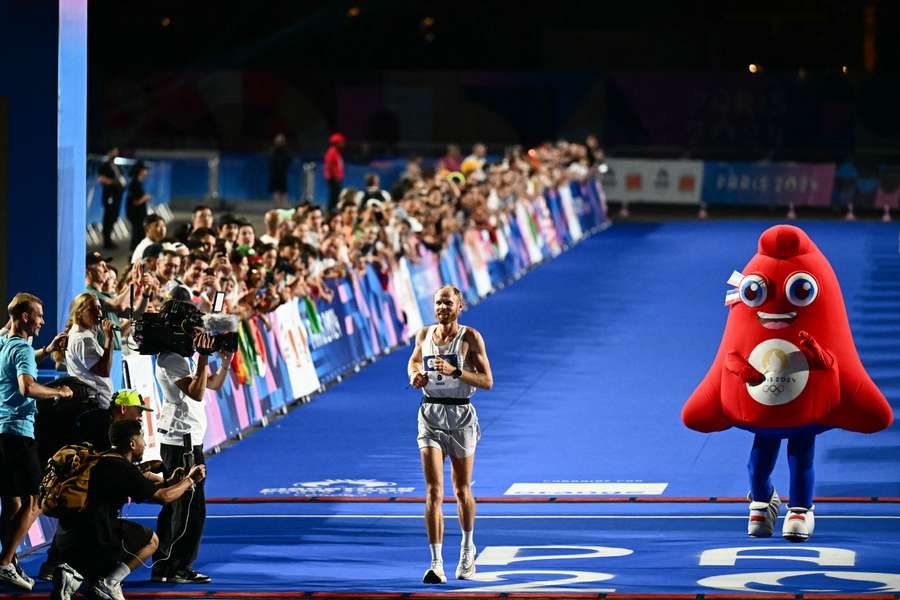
762,384,785,394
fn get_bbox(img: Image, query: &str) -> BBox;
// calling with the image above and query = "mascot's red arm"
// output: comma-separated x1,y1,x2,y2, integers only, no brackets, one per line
827,358,894,433
682,342,731,432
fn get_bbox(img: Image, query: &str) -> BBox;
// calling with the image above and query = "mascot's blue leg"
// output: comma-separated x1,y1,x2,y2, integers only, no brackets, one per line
787,433,816,508
748,433,781,501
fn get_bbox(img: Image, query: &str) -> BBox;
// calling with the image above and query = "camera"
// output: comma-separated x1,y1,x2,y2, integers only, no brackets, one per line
133,299,238,357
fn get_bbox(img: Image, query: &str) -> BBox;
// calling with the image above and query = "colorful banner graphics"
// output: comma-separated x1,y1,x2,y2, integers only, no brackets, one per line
603,159,704,205
701,161,835,206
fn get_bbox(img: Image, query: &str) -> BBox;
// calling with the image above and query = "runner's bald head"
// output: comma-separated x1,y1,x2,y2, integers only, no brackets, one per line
434,285,463,305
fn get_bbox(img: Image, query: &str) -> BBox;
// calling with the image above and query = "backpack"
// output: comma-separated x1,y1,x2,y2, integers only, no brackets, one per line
39,443,113,518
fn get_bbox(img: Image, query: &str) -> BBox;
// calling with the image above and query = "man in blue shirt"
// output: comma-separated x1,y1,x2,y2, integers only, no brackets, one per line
0,293,73,591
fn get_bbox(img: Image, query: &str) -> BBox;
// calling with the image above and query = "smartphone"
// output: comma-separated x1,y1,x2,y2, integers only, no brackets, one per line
204,267,215,276
212,291,225,312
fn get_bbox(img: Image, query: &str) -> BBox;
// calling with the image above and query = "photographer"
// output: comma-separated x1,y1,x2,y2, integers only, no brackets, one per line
0,293,73,591
151,320,232,584
51,419,206,600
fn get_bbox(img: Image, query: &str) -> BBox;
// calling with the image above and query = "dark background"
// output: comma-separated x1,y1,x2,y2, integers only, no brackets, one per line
87,0,900,161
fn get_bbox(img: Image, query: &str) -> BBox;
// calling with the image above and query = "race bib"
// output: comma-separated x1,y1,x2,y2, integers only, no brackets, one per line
424,354,460,389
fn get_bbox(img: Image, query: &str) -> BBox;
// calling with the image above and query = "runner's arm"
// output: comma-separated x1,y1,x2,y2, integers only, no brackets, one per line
461,328,493,390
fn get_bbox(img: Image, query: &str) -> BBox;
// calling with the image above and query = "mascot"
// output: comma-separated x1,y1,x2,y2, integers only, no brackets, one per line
682,225,892,542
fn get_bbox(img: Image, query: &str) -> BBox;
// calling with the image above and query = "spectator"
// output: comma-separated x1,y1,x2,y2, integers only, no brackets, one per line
131,214,167,265
462,143,487,175
269,133,292,208
356,173,391,207
125,161,152,252
438,144,462,173
324,133,345,213
60,293,115,409
217,215,241,250
188,227,218,258
85,252,148,350
51,419,205,600
139,243,163,274
151,329,231,584
156,251,182,291
175,205,215,243
236,221,256,250
98,148,126,250
259,210,282,246
0,293,73,590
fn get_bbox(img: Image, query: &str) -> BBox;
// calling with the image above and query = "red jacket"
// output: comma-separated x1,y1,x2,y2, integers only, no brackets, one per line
324,147,344,182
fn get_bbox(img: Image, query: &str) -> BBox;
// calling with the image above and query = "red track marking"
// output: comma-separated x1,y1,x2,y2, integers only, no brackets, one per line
1,592,896,599
206,496,900,504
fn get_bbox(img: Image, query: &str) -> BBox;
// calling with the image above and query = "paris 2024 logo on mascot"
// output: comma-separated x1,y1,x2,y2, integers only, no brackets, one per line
682,224,892,543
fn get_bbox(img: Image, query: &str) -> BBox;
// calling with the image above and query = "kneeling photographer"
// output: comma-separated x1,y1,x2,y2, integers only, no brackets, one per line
51,419,205,600
133,288,235,584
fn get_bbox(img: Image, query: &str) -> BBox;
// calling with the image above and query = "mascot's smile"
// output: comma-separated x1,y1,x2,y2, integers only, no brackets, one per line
757,311,797,329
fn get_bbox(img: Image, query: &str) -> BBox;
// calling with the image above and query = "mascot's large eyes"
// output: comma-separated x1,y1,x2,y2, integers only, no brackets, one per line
785,272,818,307
739,274,768,308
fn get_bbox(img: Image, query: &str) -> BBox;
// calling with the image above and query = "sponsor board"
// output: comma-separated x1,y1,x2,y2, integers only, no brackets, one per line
603,158,704,205
505,482,668,495
260,478,416,496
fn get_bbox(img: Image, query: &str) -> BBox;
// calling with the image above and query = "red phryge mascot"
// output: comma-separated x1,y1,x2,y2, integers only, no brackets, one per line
682,225,892,542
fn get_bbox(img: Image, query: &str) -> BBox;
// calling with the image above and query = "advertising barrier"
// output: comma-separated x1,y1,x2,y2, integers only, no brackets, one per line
603,159,704,205
701,161,835,206
23,176,607,554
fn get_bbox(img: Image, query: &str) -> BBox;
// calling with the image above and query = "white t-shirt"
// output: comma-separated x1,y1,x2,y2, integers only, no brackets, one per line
131,237,153,264
155,351,207,447
259,233,279,246
65,324,114,409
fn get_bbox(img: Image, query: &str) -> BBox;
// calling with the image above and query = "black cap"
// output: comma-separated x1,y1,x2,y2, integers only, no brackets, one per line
86,251,113,266
142,243,164,260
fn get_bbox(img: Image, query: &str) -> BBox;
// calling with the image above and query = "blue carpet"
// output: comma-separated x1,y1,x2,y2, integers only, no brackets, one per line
196,221,900,500
17,220,900,596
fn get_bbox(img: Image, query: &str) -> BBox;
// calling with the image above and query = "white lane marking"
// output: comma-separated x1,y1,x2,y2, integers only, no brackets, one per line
126,514,900,520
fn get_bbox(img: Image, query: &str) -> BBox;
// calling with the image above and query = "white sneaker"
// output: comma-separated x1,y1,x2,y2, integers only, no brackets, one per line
92,577,127,600
783,506,815,542
422,561,447,584
747,489,781,537
12,556,34,588
0,562,34,591
50,563,83,600
456,545,476,579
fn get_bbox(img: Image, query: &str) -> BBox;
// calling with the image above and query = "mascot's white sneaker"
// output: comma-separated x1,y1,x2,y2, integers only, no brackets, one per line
783,506,815,542
423,561,447,584
747,490,781,537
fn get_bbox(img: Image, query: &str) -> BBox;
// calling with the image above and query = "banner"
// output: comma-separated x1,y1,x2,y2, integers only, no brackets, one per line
122,353,165,461
603,158,704,205
390,258,424,337
273,300,321,399
702,161,835,206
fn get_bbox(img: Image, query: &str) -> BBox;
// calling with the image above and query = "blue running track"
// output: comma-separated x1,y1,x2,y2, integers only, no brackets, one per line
14,220,900,598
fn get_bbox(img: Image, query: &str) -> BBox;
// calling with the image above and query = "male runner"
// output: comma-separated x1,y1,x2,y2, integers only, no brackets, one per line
408,285,493,584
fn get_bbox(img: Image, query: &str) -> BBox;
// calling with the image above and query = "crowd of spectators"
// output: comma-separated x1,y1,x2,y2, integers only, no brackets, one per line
86,138,605,349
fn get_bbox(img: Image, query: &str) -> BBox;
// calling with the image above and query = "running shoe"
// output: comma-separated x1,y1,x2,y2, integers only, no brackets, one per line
50,563,83,600
747,489,781,537
783,505,815,542
423,561,447,584
0,563,33,591
456,545,476,579
91,577,126,600
12,556,34,588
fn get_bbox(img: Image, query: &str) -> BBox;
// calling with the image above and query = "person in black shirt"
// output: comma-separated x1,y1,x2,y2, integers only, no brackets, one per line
126,161,152,252
98,148,126,250
269,133,292,208
51,420,205,600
